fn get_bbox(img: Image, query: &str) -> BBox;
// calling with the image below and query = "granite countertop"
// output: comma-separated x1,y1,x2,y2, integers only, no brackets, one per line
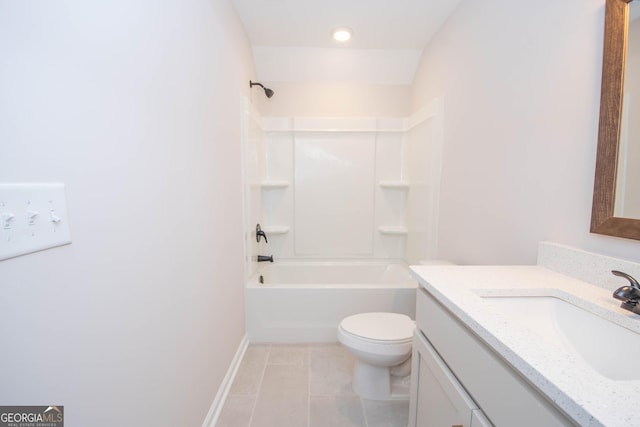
409,265,640,427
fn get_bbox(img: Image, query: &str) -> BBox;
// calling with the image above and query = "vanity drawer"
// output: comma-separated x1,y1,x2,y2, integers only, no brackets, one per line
415,287,575,427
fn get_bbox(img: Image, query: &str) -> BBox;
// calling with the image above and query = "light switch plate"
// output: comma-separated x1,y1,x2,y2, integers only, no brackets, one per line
0,183,72,261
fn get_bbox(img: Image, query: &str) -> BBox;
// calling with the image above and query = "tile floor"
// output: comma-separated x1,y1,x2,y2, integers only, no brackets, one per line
216,343,410,427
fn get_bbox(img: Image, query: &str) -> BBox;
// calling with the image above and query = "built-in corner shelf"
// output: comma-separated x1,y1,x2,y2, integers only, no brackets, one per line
261,180,289,189
378,226,408,235
262,226,290,234
379,180,410,190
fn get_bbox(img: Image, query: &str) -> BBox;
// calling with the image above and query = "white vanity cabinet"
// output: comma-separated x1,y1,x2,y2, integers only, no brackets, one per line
410,327,492,426
409,287,575,427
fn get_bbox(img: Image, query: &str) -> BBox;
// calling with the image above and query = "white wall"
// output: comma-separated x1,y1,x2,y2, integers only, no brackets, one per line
0,0,254,425
252,47,421,86
411,0,640,264
405,100,445,264
256,82,411,117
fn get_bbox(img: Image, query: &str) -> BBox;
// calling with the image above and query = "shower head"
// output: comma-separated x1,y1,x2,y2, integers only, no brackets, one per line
249,80,274,98
264,87,274,98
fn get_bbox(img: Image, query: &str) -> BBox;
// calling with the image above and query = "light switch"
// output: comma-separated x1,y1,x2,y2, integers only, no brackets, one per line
2,212,15,229
0,183,72,261
50,210,62,224
27,210,39,225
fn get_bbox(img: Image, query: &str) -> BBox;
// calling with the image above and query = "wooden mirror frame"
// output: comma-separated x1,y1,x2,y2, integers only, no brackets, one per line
590,0,640,240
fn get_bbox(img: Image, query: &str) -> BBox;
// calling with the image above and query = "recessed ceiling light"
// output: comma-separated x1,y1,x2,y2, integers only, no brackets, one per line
333,27,352,42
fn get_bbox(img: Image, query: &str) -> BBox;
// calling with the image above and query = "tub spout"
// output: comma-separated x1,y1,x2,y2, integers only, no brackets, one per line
258,255,273,263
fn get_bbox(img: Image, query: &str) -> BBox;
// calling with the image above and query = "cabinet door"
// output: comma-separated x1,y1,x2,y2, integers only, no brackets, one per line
410,331,492,427
471,409,493,427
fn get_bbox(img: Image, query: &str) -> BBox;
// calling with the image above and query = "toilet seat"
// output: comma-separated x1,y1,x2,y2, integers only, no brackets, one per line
339,312,414,344
339,327,413,345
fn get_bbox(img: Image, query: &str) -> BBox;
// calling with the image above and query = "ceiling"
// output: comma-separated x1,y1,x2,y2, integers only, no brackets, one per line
232,0,463,84
232,0,462,50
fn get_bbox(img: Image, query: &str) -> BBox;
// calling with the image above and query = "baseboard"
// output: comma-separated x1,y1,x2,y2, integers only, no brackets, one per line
202,334,249,427
248,325,339,343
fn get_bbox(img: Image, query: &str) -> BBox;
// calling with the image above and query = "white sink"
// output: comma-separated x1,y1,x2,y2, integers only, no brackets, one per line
480,295,640,381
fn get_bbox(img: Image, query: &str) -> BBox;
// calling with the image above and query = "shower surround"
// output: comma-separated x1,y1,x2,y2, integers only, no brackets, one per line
241,97,444,342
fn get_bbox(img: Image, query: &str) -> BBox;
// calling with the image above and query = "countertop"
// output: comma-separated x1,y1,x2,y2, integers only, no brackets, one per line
409,265,640,427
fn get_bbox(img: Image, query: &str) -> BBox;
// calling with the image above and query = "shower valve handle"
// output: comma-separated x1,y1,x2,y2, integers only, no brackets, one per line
256,224,268,243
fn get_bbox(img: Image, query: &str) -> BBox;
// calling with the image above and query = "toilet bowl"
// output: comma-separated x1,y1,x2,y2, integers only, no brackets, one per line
337,312,414,400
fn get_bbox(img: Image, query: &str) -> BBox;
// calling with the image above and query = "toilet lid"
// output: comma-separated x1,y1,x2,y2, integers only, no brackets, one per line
340,312,414,342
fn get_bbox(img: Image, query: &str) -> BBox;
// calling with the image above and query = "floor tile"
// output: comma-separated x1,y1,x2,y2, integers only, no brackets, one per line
362,399,410,427
219,344,410,427
267,344,309,366
309,343,352,358
250,364,309,427
390,373,411,397
310,344,355,396
310,396,366,427
229,344,270,395
216,395,256,427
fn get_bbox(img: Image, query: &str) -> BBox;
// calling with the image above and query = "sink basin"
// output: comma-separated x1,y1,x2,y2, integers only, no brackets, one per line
480,295,640,381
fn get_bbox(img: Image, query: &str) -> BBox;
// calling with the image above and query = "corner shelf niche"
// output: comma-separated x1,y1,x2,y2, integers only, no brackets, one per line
261,180,289,189
379,180,410,190
378,226,408,235
262,226,290,235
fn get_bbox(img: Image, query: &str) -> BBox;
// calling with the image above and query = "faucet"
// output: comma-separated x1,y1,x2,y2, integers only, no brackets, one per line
257,255,273,263
256,224,268,243
611,270,640,315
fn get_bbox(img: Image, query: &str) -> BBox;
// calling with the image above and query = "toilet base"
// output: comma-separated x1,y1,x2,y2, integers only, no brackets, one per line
337,312,414,401
353,360,391,400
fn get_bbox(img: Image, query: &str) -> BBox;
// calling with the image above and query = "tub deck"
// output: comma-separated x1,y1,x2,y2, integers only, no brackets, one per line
246,262,418,342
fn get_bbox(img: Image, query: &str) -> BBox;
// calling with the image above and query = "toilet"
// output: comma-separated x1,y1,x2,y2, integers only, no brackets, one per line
337,312,415,400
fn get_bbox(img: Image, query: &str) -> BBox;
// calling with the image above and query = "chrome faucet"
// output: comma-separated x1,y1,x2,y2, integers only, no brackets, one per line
611,270,640,315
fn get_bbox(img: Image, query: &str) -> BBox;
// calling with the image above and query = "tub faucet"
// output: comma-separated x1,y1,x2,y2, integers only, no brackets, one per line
257,255,273,263
611,270,640,315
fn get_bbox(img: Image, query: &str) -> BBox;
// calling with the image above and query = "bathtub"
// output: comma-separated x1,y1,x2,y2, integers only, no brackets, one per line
245,261,418,343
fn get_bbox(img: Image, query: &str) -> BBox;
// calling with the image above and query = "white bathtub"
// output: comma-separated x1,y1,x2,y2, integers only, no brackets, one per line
245,261,418,343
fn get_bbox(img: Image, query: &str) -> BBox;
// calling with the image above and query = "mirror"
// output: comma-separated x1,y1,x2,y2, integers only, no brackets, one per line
615,2,640,217
591,0,640,240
